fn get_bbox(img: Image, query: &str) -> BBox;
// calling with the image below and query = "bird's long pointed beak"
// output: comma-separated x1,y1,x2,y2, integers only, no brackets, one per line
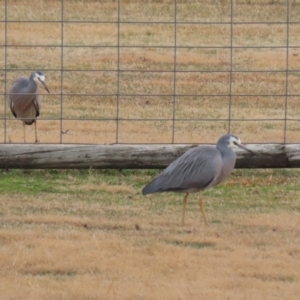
39,79,50,94
237,143,255,155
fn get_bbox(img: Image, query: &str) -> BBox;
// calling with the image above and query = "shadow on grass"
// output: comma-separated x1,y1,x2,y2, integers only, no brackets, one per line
23,270,77,277
166,240,215,249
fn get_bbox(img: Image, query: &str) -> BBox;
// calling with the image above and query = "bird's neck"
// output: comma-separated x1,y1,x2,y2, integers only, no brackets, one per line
222,149,236,162
27,79,37,93
217,144,236,160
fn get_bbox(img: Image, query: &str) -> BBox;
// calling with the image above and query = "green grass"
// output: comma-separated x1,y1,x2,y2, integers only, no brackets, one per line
0,167,299,229
0,169,153,193
1,168,300,215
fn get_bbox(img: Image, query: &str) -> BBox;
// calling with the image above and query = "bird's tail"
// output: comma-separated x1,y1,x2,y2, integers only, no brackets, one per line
142,177,163,195
24,120,35,125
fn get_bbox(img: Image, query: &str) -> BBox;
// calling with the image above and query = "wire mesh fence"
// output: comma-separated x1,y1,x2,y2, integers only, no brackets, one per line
1,0,300,144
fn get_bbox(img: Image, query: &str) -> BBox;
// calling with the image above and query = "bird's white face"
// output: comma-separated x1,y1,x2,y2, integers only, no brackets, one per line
32,72,50,94
33,73,45,83
227,135,254,155
227,135,241,149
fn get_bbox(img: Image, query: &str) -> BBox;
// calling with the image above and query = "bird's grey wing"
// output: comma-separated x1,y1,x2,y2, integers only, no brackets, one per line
8,79,23,118
142,146,222,194
33,94,40,117
9,92,36,117
9,77,37,117
9,95,17,118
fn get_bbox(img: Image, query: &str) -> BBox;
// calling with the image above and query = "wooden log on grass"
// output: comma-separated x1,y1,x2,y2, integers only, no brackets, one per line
0,143,298,169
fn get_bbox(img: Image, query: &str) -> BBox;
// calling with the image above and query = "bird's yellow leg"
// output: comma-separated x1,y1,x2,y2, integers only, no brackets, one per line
198,194,208,225
181,193,189,226
34,121,38,143
22,122,26,143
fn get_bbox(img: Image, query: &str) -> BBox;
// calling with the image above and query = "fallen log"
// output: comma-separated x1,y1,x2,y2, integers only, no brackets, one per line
0,143,297,169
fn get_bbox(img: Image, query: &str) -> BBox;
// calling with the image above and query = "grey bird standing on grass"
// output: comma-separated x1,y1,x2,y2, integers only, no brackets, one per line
142,134,254,225
9,71,50,143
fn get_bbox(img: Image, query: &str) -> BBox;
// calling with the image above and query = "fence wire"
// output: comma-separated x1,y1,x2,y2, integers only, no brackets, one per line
1,0,300,144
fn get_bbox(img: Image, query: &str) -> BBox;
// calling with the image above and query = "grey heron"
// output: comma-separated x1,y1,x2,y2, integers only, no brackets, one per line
9,71,50,143
142,134,254,225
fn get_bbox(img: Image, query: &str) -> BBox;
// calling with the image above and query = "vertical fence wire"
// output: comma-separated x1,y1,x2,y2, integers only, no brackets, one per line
228,0,233,134
284,0,290,143
60,0,64,144
116,0,120,144
4,0,7,144
172,0,177,143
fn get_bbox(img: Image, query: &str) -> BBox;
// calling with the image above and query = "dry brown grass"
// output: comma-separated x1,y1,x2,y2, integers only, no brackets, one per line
0,0,300,144
1,213,299,300
1,167,300,300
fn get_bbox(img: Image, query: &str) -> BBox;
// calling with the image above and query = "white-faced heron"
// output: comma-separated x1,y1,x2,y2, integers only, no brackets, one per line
142,134,254,225
9,71,50,143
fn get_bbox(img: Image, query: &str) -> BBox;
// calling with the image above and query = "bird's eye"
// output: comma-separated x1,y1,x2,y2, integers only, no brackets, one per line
233,141,238,145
